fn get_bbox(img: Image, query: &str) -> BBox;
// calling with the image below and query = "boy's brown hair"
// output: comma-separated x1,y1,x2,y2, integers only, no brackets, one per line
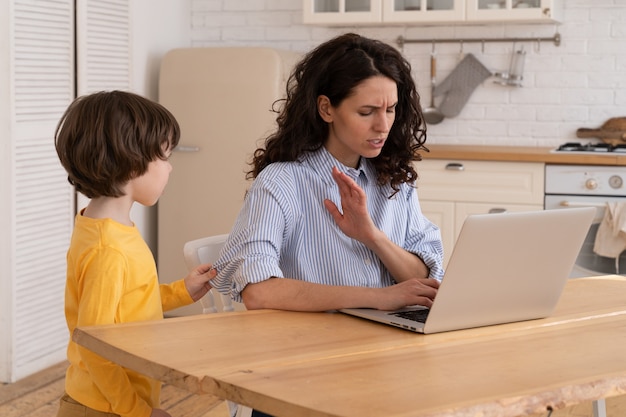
54,90,180,198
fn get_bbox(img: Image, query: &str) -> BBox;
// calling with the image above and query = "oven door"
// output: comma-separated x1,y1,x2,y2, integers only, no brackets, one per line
545,195,626,277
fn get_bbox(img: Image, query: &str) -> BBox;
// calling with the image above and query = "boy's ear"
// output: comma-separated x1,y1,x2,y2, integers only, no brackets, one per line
317,95,333,123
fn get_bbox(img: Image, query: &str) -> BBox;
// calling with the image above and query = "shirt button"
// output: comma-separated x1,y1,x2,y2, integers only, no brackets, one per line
364,258,371,266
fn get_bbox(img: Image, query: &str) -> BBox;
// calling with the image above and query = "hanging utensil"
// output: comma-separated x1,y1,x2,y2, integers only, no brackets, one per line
494,45,526,87
434,53,492,118
423,53,444,125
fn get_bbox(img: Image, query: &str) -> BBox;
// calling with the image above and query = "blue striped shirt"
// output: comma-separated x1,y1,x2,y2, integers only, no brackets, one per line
211,147,444,302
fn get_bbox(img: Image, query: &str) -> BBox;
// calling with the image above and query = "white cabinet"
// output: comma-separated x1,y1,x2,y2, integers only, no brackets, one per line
303,0,559,25
416,159,544,267
466,0,560,23
419,200,456,266
302,0,382,24
303,0,463,24
383,0,465,23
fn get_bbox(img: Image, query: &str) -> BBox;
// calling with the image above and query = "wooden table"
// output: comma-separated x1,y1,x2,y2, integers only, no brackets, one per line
73,276,626,417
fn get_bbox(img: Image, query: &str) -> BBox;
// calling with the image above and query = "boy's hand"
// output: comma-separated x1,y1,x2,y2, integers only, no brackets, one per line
184,264,218,302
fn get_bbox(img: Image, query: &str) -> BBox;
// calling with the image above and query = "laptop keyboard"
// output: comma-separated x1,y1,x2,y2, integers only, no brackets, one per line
390,309,430,323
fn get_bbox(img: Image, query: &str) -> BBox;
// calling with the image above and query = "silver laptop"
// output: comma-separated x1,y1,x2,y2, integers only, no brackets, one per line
340,207,595,334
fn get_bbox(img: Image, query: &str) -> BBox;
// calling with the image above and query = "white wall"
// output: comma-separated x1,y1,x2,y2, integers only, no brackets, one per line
187,0,626,149
131,0,191,99
130,0,191,255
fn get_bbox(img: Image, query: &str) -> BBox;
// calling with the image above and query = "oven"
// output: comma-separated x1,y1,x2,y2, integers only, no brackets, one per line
545,163,626,277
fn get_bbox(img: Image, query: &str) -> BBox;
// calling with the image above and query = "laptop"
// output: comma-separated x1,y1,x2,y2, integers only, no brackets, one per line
340,207,595,334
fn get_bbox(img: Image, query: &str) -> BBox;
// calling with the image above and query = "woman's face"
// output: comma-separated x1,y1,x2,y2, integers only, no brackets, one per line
318,75,397,168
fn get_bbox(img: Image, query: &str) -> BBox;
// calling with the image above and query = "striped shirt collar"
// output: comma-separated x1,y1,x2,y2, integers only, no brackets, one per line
302,146,376,186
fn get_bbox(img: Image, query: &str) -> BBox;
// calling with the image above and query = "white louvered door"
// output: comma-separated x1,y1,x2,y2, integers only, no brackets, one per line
0,0,75,382
74,0,131,211
76,0,131,94
0,0,131,383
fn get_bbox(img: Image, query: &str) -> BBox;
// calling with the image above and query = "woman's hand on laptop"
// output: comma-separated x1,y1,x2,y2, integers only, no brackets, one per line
376,278,440,310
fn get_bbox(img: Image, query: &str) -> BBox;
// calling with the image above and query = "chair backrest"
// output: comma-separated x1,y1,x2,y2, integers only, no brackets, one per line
183,234,252,417
183,234,241,313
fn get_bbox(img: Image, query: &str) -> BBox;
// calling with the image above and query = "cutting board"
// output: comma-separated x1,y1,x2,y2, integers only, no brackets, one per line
576,117,626,145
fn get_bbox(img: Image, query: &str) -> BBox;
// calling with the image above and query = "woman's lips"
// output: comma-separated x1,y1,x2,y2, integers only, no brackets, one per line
368,138,385,149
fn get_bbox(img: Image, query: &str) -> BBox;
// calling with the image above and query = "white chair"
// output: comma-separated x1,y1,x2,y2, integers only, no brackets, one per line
183,234,238,313
183,234,251,417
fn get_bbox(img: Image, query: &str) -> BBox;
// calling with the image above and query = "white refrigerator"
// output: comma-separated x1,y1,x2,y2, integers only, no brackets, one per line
157,47,300,316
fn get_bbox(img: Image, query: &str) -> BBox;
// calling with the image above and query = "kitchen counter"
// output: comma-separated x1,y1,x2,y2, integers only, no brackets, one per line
422,144,626,166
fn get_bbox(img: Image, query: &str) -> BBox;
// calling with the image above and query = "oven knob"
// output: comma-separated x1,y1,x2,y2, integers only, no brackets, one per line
609,175,623,189
585,179,598,190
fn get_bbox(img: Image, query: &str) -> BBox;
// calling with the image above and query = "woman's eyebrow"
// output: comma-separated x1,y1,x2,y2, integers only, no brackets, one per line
360,102,398,110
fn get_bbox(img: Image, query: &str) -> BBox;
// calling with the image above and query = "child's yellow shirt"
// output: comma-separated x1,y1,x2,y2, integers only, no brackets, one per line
64,213,193,417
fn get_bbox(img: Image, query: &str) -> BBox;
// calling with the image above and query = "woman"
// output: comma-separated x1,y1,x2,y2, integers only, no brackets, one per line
212,33,443,313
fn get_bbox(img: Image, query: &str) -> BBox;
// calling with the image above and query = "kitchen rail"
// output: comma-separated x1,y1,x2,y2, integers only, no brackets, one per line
397,32,561,50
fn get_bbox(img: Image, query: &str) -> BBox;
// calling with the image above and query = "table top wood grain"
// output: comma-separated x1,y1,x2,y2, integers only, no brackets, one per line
73,276,626,417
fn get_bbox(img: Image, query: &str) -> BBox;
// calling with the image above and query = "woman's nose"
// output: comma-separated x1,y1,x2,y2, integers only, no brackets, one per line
374,113,392,133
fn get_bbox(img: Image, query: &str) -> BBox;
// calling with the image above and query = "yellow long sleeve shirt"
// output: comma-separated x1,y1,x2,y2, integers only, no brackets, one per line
64,213,193,417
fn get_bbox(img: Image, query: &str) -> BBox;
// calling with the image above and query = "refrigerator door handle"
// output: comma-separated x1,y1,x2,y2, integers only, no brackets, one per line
174,145,201,152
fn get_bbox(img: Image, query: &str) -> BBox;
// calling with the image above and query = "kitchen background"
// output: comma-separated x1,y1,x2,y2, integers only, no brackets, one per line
1,0,625,383
186,0,626,148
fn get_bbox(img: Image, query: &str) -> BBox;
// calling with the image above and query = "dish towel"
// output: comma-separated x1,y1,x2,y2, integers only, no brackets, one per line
433,53,492,118
593,202,626,259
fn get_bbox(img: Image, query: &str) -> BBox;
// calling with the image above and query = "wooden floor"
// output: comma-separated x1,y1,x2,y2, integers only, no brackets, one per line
1,361,625,417
0,361,229,417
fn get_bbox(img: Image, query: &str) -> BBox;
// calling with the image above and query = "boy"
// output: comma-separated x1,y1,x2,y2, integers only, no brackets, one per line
54,90,216,417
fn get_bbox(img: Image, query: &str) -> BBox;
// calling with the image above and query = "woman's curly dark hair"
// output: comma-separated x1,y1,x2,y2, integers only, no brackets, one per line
247,33,428,195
